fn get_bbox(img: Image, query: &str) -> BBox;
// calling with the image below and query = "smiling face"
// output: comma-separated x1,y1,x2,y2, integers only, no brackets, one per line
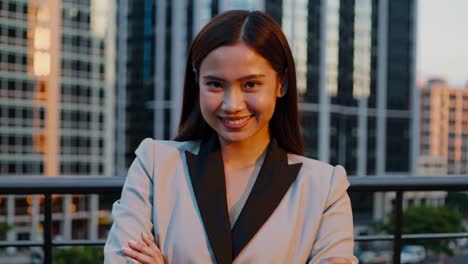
198,42,282,147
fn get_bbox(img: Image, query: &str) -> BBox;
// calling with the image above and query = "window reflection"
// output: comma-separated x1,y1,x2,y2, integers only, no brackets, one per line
282,0,308,96
353,0,372,99
325,0,340,96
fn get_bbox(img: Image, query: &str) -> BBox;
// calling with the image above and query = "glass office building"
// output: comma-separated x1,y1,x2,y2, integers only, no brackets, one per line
301,0,418,222
0,0,115,244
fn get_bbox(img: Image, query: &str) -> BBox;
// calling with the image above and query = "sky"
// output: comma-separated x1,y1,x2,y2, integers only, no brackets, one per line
417,0,468,86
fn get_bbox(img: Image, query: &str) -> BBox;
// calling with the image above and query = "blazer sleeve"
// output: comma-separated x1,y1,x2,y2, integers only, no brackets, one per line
307,165,358,264
104,138,156,263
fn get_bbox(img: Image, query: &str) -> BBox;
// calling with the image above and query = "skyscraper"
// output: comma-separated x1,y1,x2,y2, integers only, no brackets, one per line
115,0,155,175
420,78,468,175
299,0,417,176
0,0,116,244
296,0,418,222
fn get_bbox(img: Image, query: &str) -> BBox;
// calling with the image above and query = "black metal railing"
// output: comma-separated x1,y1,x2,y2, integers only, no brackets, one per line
0,175,468,263
0,176,124,264
350,176,468,263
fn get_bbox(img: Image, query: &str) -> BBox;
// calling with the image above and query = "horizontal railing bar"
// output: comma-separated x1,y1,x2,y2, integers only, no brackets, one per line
355,235,394,241
53,239,107,247
402,232,468,240
1,176,468,194
0,176,125,194
355,232,468,242
0,241,43,247
348,176,468,191
3,233,467,248
0,240,107,248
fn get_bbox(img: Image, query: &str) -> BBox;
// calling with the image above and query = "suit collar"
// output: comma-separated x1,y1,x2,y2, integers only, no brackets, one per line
185,136,232,264
231,137,302,259
185,136,302,263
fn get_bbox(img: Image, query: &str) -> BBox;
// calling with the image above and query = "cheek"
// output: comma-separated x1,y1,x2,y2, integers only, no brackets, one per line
199,90,221,115
247,94,277,117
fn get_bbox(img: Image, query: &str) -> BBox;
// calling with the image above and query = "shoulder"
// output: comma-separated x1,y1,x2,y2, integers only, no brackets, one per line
133,138,200,171
287,153,349,201
287,154,335,175
135,138,200,157
287,153,347,182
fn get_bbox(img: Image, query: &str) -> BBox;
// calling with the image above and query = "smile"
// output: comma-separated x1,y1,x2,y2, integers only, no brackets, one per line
219,115,253,129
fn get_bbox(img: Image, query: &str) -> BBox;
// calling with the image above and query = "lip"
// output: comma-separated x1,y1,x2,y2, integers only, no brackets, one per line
218,115,253,129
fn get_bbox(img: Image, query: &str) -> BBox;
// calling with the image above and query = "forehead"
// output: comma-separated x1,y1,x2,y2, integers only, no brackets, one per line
199,42,276,77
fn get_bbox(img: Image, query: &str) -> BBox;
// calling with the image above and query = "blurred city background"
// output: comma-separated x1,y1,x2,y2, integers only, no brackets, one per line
0,0,467,263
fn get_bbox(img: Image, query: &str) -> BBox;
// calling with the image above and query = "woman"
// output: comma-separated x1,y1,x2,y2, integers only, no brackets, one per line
104,10,357,264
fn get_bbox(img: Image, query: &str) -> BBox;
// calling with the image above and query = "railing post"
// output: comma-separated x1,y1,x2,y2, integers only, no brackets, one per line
393,191,403,264
44,194,52,264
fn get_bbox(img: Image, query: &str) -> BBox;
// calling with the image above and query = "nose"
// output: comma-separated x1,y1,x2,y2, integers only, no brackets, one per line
221,87,245,113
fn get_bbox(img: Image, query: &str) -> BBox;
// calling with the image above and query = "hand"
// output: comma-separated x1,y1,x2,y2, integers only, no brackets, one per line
319,256,359,264
123,232,165,264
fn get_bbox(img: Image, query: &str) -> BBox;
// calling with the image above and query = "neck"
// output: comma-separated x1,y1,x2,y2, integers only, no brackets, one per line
219,135,270,170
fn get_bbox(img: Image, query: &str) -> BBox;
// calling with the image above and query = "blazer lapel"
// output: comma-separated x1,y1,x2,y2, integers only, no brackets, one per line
185,136,233,264
185,136,302,263
231,139,303,260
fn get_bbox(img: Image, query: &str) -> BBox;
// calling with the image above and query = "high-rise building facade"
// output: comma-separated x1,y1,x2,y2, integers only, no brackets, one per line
115,0,155,175
299,0,418,176
420,78,468,175
300,0,418,222
0,0,115,244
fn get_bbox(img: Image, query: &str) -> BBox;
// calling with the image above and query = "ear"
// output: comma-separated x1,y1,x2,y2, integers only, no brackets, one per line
276,78,287,98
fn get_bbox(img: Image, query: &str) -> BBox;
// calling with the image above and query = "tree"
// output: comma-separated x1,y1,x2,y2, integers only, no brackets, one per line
381,205,464,256
446,192,468,218
0,223,10,240
53,246,104,264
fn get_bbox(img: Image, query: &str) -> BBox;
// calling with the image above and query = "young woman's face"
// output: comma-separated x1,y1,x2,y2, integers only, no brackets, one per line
198,42,282,146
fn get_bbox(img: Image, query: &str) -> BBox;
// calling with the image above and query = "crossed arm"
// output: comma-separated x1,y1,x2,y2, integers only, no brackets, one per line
123,238,356,264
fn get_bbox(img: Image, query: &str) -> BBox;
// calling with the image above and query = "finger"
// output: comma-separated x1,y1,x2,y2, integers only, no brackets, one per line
129,259,143,264
128,240,160,259
123,247,153,264
141,232,161,253
141,233,165,264
131,260,143,264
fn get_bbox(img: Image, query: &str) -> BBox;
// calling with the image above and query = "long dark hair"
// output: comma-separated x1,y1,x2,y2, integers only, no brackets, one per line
174,10,304,155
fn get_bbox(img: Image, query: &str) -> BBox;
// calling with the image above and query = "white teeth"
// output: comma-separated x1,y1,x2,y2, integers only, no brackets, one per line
224,116,250,125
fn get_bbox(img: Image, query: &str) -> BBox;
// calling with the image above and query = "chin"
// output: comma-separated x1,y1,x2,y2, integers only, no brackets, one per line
217,132,251,145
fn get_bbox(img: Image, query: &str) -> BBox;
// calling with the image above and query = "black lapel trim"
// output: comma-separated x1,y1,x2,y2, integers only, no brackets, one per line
231,139,303,259
185,136,233,264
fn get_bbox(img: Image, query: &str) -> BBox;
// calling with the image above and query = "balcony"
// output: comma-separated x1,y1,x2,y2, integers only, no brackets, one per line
0,175,468,263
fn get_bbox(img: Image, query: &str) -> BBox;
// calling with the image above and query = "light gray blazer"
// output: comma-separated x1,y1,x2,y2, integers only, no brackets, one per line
104,136,356,264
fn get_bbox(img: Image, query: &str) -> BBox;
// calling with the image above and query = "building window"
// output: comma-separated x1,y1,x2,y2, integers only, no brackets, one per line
8,2,16,13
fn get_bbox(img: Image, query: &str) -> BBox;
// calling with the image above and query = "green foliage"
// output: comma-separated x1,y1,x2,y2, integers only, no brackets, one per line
446,192,468,216
52,246,104,264
0,223,10,239
381,205,464,256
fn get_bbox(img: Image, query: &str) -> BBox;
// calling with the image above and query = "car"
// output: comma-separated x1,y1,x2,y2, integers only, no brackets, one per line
457,237,468,248
400,245,426,263
359,250,378,263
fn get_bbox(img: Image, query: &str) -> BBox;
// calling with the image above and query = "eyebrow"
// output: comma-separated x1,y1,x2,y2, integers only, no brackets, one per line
202,74,266,82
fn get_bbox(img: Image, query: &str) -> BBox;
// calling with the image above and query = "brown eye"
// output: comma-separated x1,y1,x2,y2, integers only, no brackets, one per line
244,81,259,90
206,81,223,89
